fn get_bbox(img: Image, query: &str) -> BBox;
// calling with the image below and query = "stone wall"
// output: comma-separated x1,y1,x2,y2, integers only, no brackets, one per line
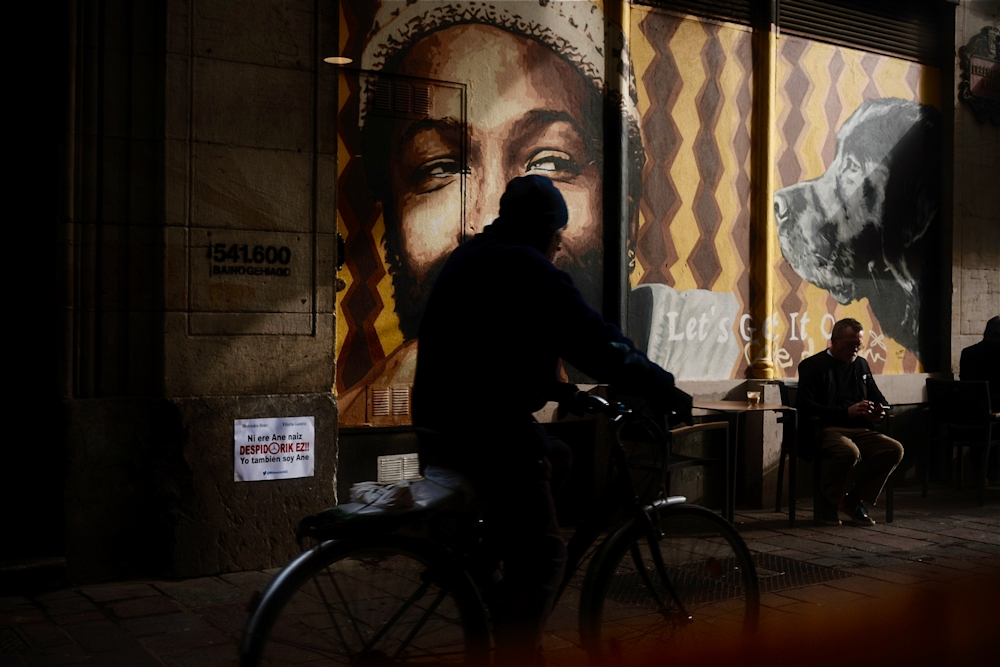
57,0,341,581
951,1,1000,370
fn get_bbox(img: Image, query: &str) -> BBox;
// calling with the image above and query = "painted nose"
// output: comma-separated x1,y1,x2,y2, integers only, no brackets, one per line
467,175,504,237
773,192,789,227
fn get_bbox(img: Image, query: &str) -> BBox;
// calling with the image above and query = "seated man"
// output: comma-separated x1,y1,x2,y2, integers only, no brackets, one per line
960,315,1000,408
796,318,903,526
412,175,689,665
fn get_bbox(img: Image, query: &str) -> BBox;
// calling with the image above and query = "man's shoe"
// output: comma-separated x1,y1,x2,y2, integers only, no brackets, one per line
815,500,842,526
840,498,876,526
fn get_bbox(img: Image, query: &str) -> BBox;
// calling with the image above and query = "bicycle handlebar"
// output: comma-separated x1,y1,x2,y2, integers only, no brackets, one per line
565,393,632,419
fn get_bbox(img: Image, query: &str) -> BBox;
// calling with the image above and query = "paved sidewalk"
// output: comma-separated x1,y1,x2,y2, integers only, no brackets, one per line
2,487,997,666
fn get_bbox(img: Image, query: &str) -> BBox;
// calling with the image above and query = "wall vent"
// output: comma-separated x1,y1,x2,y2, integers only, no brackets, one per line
373,81,392,111
366,385,413,425
370,388,391,417
378,453,422,483
370,80,431,117
391,386,410,415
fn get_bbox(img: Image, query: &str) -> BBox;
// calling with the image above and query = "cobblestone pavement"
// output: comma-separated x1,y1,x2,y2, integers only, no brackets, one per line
2,487,997,666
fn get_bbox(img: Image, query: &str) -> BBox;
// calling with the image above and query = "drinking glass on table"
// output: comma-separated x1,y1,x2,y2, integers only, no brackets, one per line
746,390,761,408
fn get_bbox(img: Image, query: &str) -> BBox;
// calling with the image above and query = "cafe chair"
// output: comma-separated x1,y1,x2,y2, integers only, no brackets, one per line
925,379,999,506
621,413,731,517
776,382,895,525
774,382,801,524
775,382,825,525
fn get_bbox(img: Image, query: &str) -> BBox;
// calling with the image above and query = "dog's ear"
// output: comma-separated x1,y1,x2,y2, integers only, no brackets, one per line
881,104,942,251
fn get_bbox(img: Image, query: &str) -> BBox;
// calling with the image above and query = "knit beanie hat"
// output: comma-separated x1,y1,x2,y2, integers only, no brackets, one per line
359,0,638,125
491,175,568,250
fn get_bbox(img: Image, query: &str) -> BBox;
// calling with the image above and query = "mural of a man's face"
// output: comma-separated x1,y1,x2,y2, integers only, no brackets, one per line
376,24,604,337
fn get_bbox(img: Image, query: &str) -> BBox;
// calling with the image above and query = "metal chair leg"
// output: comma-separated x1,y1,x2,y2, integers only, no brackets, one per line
776,447,786,513
789,447,797,526
979,445,989,507
886,474,894,523
812,455,823,526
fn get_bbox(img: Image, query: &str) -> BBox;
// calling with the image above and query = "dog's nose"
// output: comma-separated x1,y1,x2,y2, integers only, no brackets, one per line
773,193,788,225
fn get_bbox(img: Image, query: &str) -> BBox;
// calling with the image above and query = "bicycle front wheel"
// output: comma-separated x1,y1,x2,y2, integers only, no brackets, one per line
241,534,490,666
580,504,759,665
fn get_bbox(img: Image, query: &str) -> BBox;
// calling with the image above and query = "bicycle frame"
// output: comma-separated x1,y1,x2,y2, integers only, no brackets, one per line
557,406,689,619
241,534,487,666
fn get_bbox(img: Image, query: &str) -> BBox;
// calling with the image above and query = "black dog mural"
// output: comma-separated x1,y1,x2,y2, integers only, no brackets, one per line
774,97,941,359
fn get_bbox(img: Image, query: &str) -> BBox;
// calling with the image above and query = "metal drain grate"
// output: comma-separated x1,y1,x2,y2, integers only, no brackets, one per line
0,627,30,653
754,553,852,594
604,554,853,608
605,559,748,609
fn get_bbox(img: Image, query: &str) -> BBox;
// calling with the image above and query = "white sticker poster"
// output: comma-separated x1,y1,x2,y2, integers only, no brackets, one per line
234,416,315,482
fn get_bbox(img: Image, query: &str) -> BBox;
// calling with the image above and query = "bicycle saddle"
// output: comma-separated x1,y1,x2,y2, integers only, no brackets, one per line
298,467,477,540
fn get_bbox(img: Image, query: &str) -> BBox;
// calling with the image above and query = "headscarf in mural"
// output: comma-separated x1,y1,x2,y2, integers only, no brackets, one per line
337,0,643,422
357,0,633,332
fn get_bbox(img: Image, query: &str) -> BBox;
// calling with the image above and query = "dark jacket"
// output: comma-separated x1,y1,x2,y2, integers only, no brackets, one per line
795,351,886,457
959,339,1000,408
413,226,679,473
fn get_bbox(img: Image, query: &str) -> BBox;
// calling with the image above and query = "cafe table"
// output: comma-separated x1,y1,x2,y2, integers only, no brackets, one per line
692,400,797,525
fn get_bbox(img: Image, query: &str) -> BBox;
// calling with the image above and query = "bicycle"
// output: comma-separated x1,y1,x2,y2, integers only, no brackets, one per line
240,397,759,665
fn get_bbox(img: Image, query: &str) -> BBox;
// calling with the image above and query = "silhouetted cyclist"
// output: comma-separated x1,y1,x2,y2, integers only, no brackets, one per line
413,175,690,665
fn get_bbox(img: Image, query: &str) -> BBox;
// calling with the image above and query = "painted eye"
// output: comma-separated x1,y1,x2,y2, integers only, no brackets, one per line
526,150,580,178
424,159,460,178
412,159,464,193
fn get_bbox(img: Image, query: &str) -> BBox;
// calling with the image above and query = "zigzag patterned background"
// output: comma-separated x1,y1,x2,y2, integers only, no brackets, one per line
335,1,399,395
629,8,754,379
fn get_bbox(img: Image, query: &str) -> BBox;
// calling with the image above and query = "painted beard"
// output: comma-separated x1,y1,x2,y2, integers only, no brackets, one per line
386,249,450,342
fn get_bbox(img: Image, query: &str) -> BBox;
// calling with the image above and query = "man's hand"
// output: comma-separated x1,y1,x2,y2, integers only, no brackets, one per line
557,391,609,419
658,385,693,427
847,400,886,423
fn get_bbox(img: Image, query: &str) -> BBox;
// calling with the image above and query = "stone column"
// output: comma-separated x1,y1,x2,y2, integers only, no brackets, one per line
60,0,341,581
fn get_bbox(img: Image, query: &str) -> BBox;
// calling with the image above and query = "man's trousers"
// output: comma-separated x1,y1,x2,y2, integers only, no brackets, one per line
819,427,904,505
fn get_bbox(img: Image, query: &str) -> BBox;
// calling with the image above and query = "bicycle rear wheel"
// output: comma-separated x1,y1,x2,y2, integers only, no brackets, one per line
580,504,759,665
241,534,490,666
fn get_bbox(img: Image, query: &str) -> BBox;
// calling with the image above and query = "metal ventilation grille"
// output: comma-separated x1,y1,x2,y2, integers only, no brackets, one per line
412,86,431,115
370,388,391,417
391,386,410,415
636,0,753,25
368,386,411,419
378,453,422,483
779,0,947,65
393,83,411,113
373,81,392,111
369,80,431,117
636,1,947,64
